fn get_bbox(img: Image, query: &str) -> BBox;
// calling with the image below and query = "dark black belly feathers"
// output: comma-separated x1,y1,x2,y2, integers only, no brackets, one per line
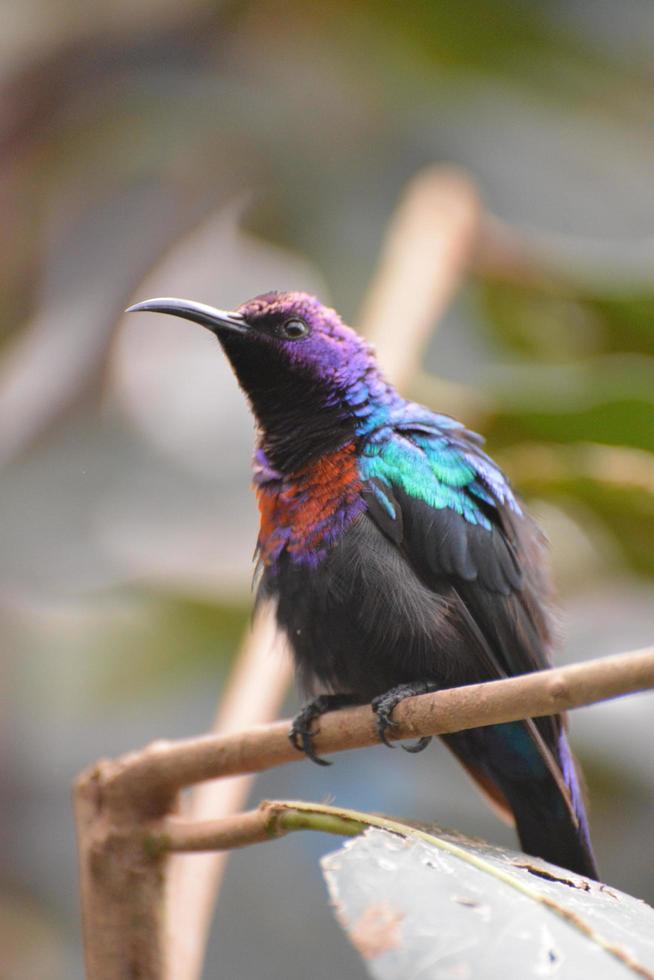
259,460,598,878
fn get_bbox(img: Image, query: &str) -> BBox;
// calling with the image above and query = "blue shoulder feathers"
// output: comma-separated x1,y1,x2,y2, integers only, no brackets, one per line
358,409,524,593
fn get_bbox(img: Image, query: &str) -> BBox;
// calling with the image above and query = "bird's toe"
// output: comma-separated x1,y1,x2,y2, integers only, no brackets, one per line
371,692,401,748
372,681,439,751
289,707,332,765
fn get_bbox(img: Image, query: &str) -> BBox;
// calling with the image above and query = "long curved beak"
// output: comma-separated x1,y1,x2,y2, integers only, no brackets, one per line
125,297,248,336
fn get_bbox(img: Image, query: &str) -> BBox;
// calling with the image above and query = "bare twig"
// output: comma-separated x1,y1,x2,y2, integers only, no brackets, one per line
74,644,654,978
152,801,364,855
89,645,654,809
163,165,481,980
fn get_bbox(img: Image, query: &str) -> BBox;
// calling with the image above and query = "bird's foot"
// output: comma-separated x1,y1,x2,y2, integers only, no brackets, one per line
371,681,440,752
289,693,364,766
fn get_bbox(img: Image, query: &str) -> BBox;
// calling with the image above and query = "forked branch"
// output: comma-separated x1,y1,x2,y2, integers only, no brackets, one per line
85,644,654,811
74,644,654,979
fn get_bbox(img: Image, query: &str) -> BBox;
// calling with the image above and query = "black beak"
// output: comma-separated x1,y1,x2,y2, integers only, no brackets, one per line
125,297,248,336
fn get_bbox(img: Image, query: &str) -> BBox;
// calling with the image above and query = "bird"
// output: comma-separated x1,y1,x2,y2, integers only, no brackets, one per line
127,290,598,879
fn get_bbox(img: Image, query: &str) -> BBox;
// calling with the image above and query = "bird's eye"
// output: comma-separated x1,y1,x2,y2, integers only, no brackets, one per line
279,317,310,340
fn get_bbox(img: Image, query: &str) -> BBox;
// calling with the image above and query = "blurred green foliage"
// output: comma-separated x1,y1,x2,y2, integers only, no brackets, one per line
93,592,249,702
481,280,654,360
473,271,654,576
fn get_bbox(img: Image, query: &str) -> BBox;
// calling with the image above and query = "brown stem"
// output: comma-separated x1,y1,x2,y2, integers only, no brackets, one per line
74,644,654,978
156,807,285,854
81,645,654,815
152,802,365,854
74,764,174,979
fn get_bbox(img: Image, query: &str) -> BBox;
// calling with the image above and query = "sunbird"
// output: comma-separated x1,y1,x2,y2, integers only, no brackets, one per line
128,291,598,878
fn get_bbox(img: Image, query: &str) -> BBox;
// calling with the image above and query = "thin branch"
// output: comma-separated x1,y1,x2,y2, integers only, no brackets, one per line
75,643,654,979
164,165,482,980
151,802,364,855
156,806,286,854
90,645,654,814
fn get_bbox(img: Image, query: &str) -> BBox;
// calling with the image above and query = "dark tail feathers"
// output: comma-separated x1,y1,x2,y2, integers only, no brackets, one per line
507,728,598,879
444,723,598,880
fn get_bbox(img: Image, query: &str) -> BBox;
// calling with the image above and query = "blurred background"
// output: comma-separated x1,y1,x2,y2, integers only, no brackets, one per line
2,2,654,977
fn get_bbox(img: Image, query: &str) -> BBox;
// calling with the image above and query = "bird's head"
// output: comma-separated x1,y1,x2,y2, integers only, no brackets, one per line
127,290,393,472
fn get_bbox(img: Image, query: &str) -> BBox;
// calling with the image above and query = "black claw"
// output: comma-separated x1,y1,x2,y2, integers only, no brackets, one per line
303,737,332,767
402,736,432,754
378,727,396,749
371,694,399,747
376,713,397,748
288,725,302,753
371,682,439,753
288,718,331,766
289,693,363,767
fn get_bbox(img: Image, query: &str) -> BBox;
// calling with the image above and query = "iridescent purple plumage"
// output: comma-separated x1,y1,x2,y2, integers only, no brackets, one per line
129,288,598,879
